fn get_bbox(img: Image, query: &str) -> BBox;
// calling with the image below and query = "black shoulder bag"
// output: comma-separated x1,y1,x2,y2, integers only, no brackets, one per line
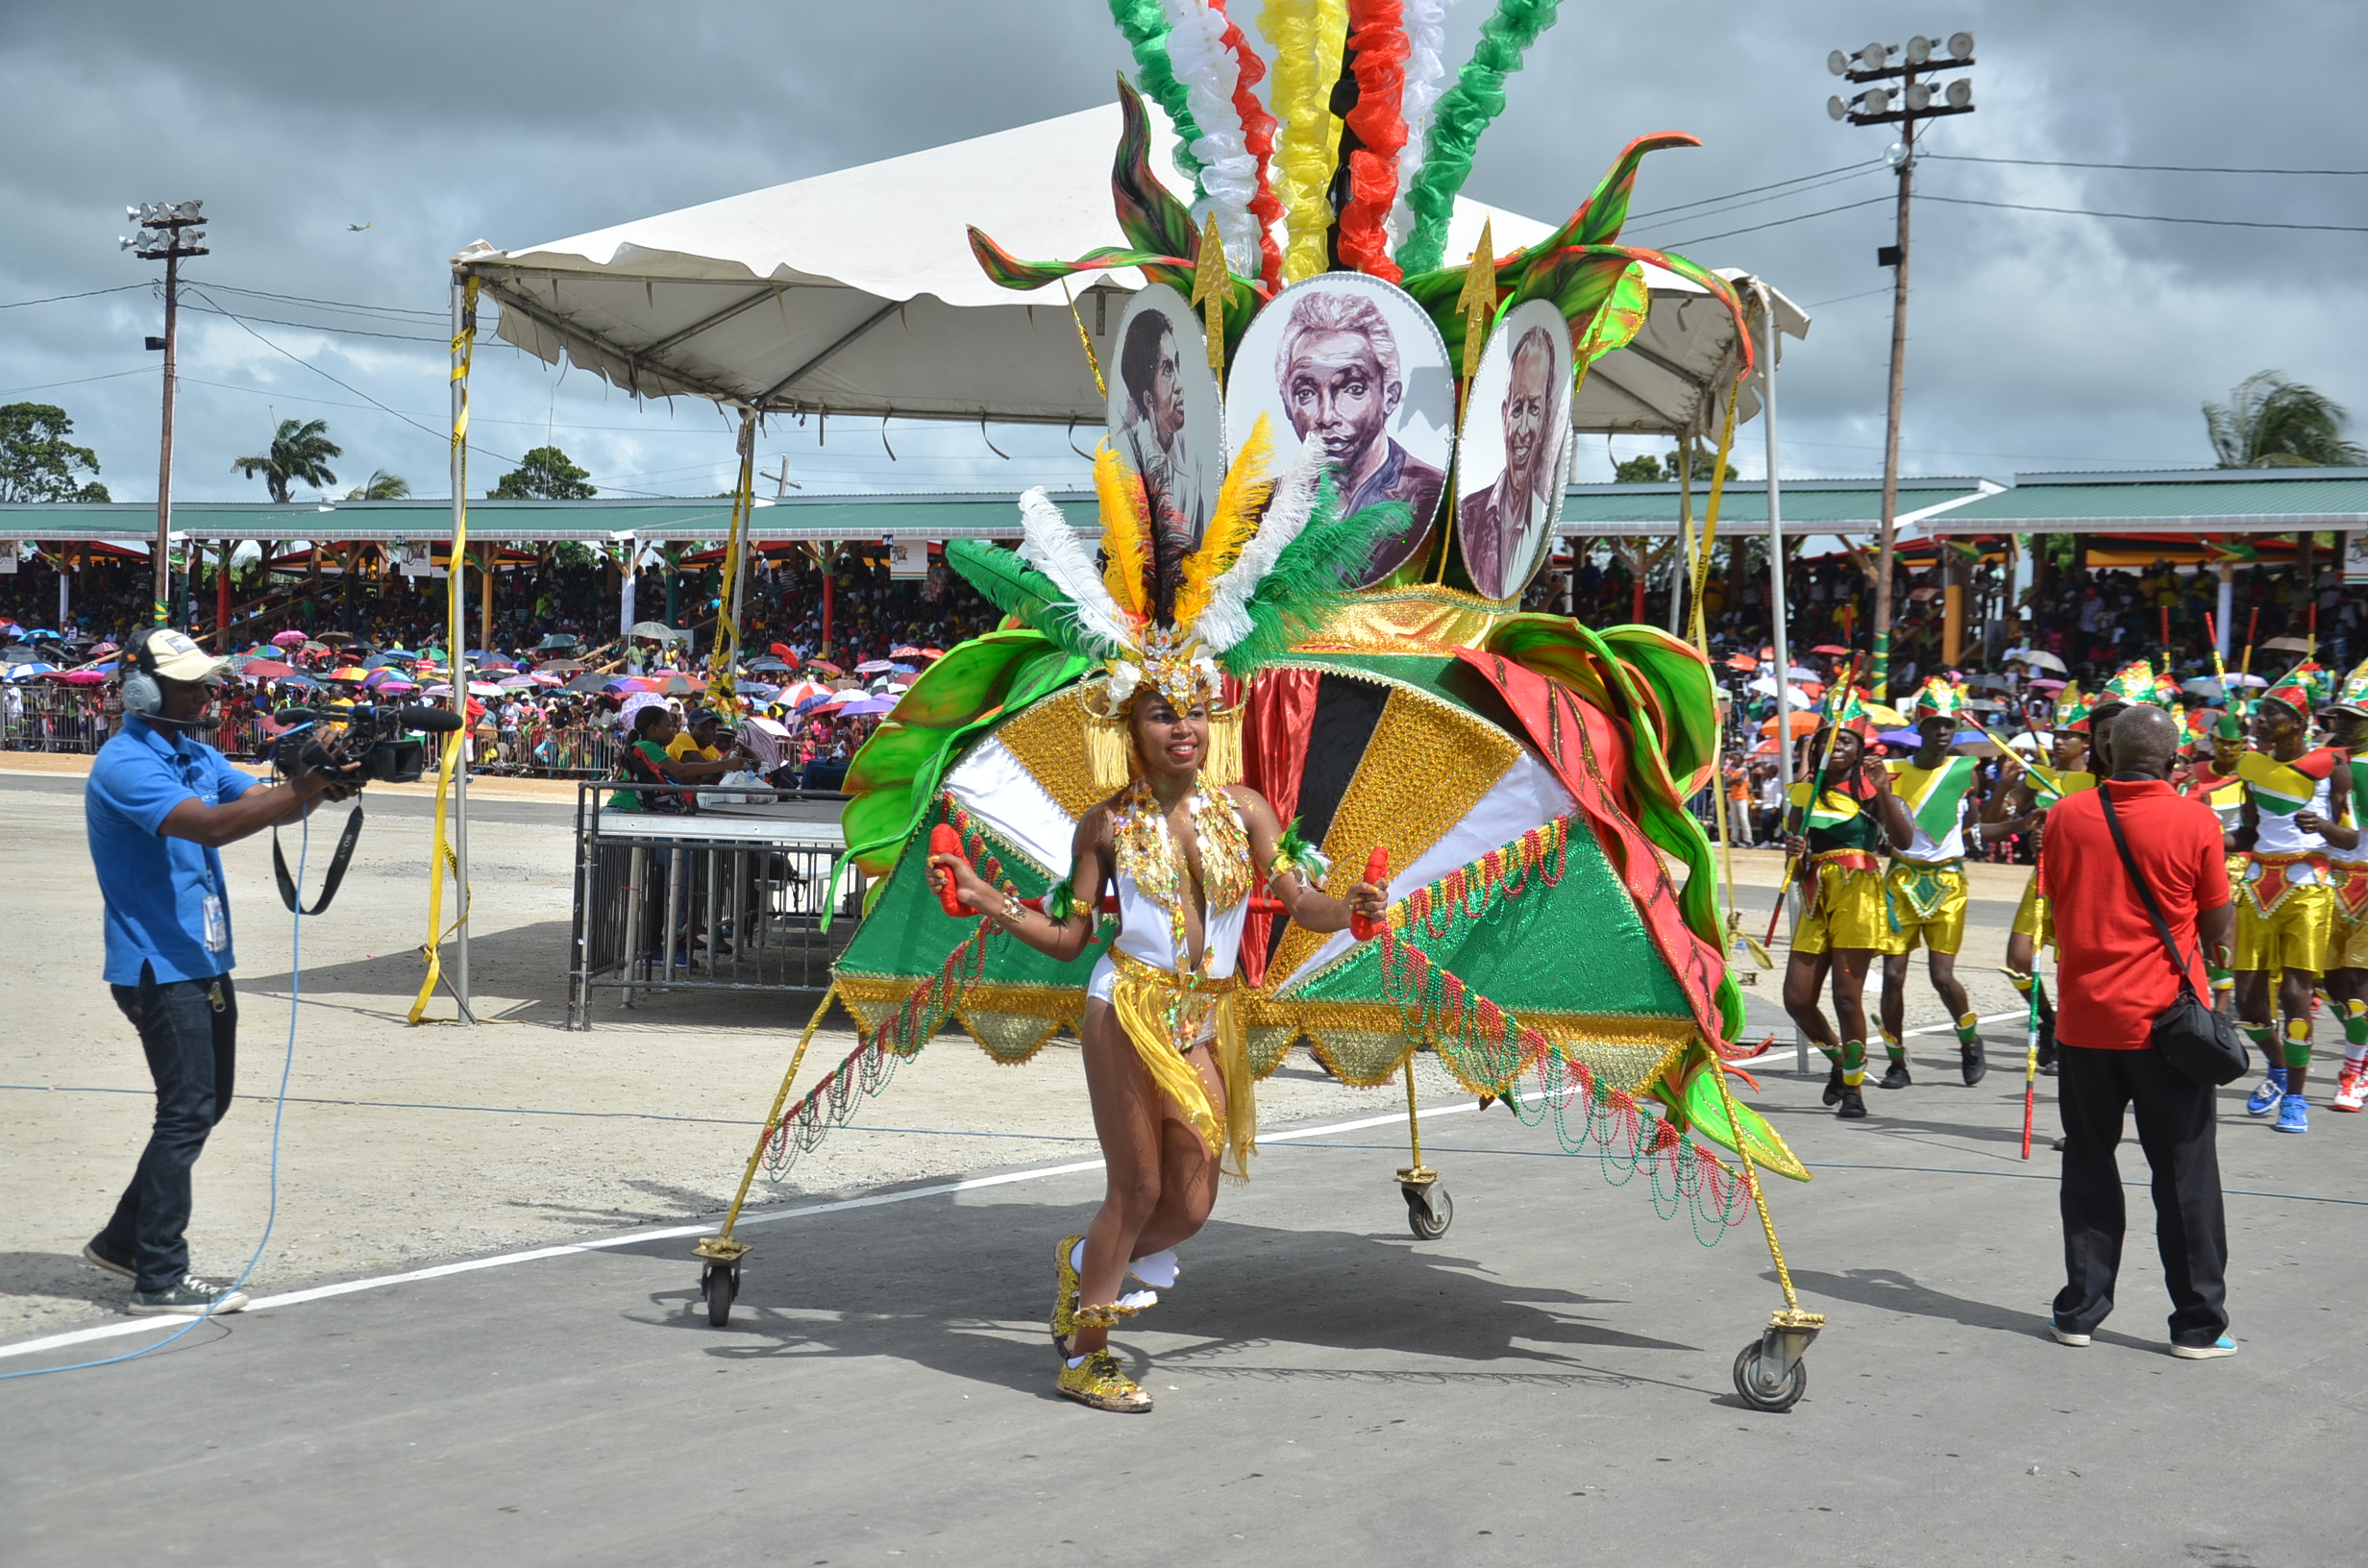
2097,786,2250,1087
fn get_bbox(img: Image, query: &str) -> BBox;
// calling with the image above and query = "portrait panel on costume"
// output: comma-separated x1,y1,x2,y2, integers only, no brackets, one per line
1226,272,1454,589
1106,283,1224,555
1455,299,1572,602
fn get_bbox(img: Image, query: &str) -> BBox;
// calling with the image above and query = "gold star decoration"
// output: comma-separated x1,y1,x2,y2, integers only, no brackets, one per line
1189,212,1230,380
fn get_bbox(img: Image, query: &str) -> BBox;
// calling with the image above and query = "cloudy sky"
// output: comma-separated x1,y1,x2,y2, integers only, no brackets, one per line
3,0,2360,505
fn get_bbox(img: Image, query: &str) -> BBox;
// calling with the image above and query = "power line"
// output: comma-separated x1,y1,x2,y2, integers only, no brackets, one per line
1648,195,1894,250
1918,194,2368,233
0,366,155,397
1797,286,1891,309
178,299,449,343
199,282,445,320
1623,159,1881,223
1625,165,1887,235
0,282,153,310
1927,154,2368,176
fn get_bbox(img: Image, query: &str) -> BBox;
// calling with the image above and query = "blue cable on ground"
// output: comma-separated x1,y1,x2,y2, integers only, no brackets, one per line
1,815,308,1381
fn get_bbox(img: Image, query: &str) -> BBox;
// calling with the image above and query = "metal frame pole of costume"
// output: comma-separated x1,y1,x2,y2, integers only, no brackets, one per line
1754,282,1804,1074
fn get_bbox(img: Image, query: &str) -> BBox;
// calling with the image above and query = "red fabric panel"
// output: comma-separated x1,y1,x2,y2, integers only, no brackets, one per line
2040,779,2230,1049
1456,649,1732,1049
1239,669,1321,990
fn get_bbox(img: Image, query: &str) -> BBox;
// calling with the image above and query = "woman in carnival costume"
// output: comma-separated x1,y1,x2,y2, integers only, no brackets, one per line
1780,689,1910,1119
927,447,1386,1414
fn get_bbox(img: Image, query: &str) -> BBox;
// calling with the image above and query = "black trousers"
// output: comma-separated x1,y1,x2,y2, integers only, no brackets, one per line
2053,1043,2229,1346
97,970,237,1293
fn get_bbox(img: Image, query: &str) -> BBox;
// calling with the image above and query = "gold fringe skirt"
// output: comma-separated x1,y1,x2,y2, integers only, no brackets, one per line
1104,950,1257,1180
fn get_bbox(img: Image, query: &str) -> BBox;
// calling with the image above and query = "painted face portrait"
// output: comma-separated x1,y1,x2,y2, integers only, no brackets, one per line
1456,301,1571,600
1104,283,1223,553
1230,275,1453,588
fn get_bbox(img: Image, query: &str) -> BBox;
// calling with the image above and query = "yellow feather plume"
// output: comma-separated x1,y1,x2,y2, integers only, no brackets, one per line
1172,414,1274,629
1093,440,1150,624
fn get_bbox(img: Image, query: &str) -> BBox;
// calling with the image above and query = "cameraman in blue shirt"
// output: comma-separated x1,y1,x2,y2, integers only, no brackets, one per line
81,629,356,1315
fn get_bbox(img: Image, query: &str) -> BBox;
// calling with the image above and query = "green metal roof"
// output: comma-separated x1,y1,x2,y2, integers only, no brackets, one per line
1555,477,1989,536
0,493,1094,544
1922,468,2368,534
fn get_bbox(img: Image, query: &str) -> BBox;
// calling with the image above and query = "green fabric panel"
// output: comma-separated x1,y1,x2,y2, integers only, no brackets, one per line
1282,830,1692,1019
843,723,952,796
892,631,1058,730
1596,625,1717,793
833,798,1102,993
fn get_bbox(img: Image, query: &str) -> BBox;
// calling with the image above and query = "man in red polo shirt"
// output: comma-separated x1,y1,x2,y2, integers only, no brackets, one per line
2039,704,2239,1359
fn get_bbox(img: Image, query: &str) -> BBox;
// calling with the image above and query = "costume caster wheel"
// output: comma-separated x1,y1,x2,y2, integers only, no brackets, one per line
1402,1181,1453,1240
702,1262,739,1328
1733,1338,1808,1411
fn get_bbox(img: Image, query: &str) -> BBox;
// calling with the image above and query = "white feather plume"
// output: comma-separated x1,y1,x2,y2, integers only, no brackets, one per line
1015,487,1138,652
1194,438,1325,653
1388,0,1457,253
1161,1,1261,276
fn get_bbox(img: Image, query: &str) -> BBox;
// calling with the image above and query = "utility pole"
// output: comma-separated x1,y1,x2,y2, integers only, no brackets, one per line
1827,36,1974,698
125,201,209,630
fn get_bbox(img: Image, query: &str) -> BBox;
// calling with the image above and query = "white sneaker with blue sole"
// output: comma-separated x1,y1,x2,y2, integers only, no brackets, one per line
2172,1335,2239,1360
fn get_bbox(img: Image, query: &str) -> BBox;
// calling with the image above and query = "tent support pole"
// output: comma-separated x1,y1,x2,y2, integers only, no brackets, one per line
448,273,474,1022
1753,282,1800,1075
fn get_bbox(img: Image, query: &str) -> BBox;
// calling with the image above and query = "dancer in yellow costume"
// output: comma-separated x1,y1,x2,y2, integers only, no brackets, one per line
2321,661,2368,1112
2182,710,2252,1016
1781,693,1911,1120
2233,661,2352,1135
1876,676,1996,1088
928,492,1384,1414
1986,688,2102,1071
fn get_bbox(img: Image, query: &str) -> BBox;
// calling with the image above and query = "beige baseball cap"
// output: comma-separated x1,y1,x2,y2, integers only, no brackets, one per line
143,629,233,684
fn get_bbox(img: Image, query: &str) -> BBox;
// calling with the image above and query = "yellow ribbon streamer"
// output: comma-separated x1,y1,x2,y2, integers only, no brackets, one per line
412,277,479,1024
705,411,758,708
1265,0,1350,284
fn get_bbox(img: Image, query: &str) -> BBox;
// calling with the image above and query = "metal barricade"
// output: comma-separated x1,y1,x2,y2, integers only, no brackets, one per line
0,684,108,753
568,780,861,1029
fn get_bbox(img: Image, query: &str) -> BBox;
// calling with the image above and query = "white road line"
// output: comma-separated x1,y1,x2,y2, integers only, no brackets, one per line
1731,1008,2026,1065
0,1101,1483,1364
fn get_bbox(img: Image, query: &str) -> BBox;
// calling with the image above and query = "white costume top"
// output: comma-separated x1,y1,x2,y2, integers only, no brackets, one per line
2254,772,2332,857
1086,786,1253,1009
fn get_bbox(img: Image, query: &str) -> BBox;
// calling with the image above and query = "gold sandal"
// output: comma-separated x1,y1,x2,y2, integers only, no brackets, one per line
1050,1234,1084,1357
1056,1349,1153,1413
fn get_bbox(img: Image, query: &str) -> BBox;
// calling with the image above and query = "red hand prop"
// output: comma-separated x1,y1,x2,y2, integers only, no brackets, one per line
927,823,971,918
1349,847,1389,941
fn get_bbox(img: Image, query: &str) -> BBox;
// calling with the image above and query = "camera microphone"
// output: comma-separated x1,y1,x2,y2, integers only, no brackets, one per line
385,704,467,734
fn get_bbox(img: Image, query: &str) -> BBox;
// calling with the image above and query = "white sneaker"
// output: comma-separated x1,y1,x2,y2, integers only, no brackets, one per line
2333,1063,2367,1112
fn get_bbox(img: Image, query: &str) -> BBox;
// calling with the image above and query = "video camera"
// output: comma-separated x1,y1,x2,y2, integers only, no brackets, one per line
270,703,467,786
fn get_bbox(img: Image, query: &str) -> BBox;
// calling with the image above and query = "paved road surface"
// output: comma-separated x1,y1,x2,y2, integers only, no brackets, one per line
6,1060,2359,1567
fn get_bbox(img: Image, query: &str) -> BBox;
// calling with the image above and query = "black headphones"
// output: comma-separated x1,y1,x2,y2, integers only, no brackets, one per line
120,627,166,721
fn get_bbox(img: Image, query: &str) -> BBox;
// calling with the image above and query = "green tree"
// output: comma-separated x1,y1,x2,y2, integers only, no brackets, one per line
2205,371,2368,467
489,445,596,500
1613,453,1665,483
343,468,410,500
232,417,343,502
0,403,111,502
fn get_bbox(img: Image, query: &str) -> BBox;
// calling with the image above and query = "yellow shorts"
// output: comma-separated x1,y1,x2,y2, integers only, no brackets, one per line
2233,878,2333,975
1794,862,1890,955
1882,861,1968,957
2010,872,2053,949
2331,864,2368,970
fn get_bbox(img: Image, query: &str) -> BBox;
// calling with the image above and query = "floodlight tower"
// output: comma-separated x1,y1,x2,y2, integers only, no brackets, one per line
1826,36,1975,697
124,201,210,628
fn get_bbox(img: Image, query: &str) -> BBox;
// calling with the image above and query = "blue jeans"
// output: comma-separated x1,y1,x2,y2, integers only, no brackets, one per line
96,969,237,1293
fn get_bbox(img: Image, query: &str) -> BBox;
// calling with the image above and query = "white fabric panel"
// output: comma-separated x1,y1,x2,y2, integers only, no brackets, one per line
1276,747,1579,993
942,736,1075,876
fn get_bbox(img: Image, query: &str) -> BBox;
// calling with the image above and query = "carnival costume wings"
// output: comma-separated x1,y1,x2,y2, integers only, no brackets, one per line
701,0,1826,1415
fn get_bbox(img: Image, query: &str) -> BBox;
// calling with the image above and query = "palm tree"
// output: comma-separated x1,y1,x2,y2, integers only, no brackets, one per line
343,469,410,501
232,418,342,502
2204,372,2368,468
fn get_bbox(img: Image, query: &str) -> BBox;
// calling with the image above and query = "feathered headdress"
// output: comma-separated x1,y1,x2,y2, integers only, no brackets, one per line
2263,659,2332,718
2092,659,2173,714
946,415,1375,792
1909,674,1969,719
2326,656,2368,720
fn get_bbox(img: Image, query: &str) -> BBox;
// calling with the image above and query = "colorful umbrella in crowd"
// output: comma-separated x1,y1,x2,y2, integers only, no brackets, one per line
272,630,308,648
326,665,369,683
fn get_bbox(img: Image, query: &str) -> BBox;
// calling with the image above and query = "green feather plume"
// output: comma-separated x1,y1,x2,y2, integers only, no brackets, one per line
945,539,1122,664
1217,485,1406,678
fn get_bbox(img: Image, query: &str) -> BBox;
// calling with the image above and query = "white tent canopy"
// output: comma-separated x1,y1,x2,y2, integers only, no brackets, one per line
459,102,1805,437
